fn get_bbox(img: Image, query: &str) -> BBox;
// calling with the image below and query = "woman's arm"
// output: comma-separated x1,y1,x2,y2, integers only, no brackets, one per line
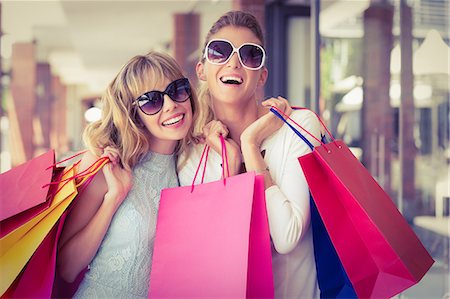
240,96,292,188
264,111,320,253
242,107,321,254
57,149,132,282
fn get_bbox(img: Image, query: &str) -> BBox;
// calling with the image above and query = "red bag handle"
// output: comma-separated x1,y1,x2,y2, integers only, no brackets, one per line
42,152,109,200
272,106,336,145
191,134,229,192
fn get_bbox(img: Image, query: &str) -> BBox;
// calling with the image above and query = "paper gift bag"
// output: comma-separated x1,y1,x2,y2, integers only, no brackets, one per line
0,166,77,295
2,213,67,299
0,155,108,297
0,150,57,237
149,141,273,298
271,107,434,299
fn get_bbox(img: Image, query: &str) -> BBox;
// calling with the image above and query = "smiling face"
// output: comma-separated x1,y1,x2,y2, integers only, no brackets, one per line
136,77,193,154
197,26,268,108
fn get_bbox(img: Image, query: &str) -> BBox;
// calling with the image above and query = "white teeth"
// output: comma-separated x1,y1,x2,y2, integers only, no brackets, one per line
162,114,184,126
220,76,243,84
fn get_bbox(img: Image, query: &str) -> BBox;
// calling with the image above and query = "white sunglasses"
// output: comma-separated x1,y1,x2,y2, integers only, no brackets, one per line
204,38,266,70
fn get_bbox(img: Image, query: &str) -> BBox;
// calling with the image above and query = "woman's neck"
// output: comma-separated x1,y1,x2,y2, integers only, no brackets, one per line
148,139,177,155
212,99,264,146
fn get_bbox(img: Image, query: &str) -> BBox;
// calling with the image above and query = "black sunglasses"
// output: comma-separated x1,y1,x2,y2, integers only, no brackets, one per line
134,78,191,115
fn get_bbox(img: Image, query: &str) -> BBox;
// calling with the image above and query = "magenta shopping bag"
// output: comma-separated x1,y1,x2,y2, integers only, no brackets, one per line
0,150,56,237
0,155,109,297
149,142,274,298
3,213,67,299
271,107,434,299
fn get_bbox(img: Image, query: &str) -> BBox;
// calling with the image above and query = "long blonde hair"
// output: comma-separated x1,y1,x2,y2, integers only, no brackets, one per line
83,51,198,170
194,10,265,138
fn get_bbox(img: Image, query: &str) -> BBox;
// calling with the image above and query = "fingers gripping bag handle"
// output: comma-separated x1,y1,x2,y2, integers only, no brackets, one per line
191,134,229,192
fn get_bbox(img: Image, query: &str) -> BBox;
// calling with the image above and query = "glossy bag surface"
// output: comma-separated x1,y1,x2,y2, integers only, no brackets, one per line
0,150,56,237
149,171,274,298
0,156,108,297
299,141,434,298
271,107,434,298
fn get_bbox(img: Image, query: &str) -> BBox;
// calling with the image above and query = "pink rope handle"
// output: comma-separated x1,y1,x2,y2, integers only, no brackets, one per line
45,150,88,170
190,134,230,192
42,157,109,187
191,144,210,192
219,134,230,185
46,157,108,201
201,146,210,185
273,106,336,145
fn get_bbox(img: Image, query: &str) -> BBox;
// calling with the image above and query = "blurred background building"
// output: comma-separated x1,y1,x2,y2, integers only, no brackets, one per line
0,0,448,297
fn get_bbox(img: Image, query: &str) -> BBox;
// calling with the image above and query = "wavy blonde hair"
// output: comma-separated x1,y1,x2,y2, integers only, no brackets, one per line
83,51,199,170
194,10,265,138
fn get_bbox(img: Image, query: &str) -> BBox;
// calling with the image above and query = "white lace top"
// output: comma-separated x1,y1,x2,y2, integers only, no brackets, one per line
73,152,178,299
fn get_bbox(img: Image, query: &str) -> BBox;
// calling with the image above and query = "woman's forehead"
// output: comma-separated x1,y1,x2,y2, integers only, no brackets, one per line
211,26,262,46
136,70,171,94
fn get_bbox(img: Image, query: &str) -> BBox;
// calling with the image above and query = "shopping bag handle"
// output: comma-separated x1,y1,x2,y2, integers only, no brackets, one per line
42,156,109,200
45,150,88,170
270,106,338,151
191,134,229,192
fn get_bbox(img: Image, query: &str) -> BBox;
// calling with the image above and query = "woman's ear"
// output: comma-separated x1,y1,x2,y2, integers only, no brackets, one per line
196,62,207,81
257,67,268,87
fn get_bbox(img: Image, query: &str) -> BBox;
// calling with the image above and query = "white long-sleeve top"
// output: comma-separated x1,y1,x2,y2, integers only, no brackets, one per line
178,109,321,299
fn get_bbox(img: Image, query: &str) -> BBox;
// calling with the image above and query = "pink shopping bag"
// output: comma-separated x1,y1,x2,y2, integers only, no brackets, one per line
149,140,274,298
0,150,56,237
0,155,109,297
271,107,434,299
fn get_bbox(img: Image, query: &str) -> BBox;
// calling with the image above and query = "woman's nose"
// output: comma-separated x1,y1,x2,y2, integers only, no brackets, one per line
163,94,178,112
225,51,241,69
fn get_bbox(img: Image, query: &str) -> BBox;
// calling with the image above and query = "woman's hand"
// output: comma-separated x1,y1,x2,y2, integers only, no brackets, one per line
101,147,133,208
202,120,242,175
241,96,292,147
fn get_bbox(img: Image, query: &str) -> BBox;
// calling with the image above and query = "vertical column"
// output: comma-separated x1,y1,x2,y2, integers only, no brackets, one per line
0,2,3,169
232,0,265,30
173,13,200,86
36,63,52,153
399,1,416,218
10,42,36,164
362,3,394,195
51,76,68,154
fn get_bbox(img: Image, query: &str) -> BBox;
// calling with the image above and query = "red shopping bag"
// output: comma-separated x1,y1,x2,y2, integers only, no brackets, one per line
2,213,67,299
149,139,274,298
0,150,57,237
271,107,434,299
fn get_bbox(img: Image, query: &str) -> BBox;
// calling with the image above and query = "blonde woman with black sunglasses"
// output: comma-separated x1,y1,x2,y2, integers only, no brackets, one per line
178,11,321,298
57,51,198,298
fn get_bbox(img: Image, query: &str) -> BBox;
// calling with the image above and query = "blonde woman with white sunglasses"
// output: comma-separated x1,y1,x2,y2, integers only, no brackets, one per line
178,10,322,299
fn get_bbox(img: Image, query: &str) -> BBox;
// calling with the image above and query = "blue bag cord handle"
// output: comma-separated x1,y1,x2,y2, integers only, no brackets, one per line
270,107,315,151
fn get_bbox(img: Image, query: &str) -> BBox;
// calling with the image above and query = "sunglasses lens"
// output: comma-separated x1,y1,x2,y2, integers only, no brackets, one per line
240,44,264,69
168,78,191,103
137,92,163,115
207,40,233,64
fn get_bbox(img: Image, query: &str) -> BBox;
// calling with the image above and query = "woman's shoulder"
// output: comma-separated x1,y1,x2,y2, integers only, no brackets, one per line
78,150,101,172
289,108,319,124
264,107,322,151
